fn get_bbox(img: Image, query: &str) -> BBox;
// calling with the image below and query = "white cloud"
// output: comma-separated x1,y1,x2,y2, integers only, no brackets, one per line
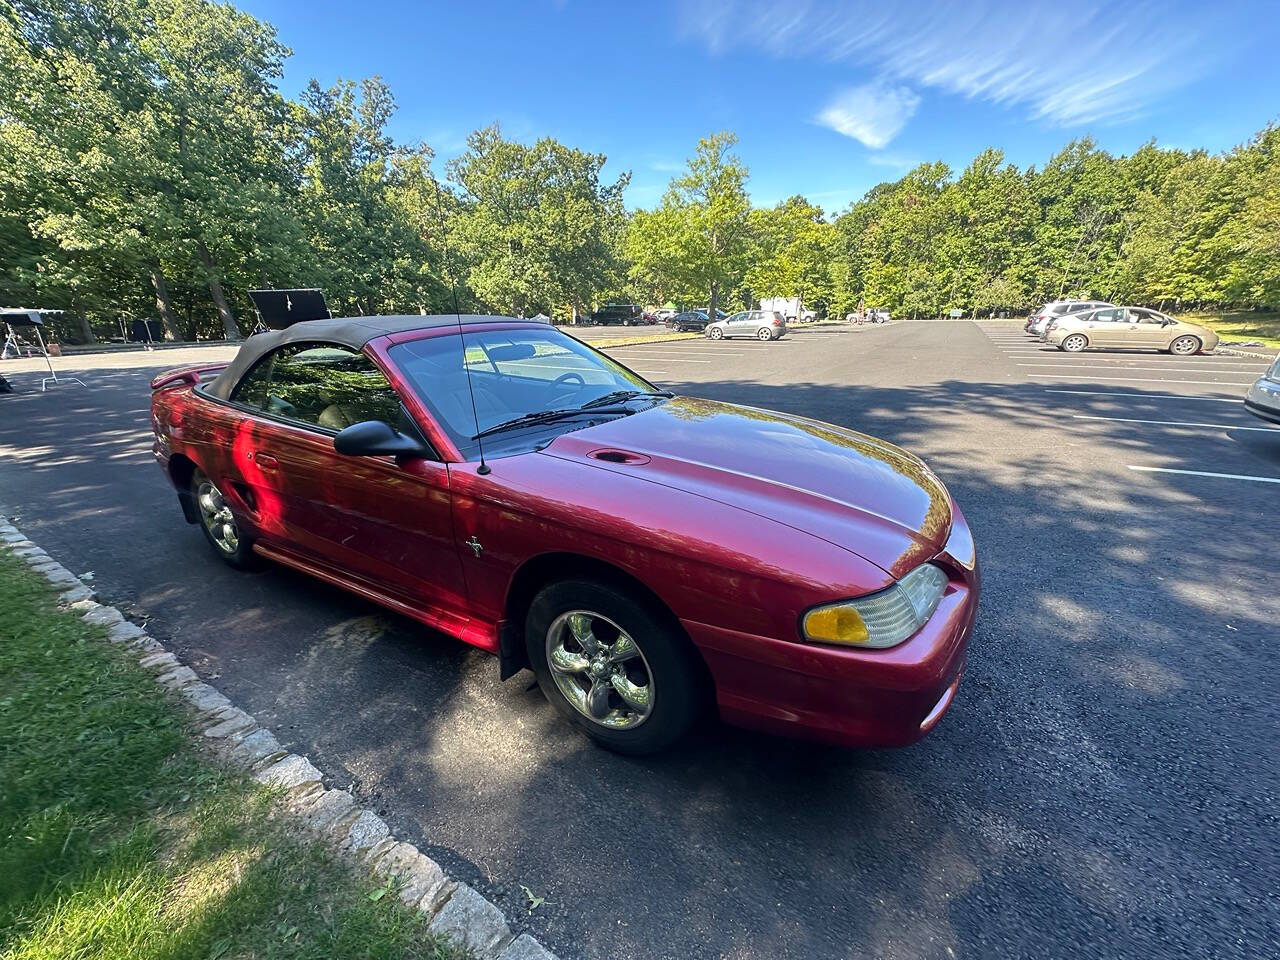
865,151,920,171
680,0,1235,126
816,82,920,147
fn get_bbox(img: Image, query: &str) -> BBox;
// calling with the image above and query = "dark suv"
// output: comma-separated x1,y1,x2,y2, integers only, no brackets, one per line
591,304,645,325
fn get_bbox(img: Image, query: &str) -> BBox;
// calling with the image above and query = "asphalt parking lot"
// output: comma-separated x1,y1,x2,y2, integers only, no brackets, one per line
1,320,1276,960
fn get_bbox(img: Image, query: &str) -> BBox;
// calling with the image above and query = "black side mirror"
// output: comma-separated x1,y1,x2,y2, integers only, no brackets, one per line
334,420,429,458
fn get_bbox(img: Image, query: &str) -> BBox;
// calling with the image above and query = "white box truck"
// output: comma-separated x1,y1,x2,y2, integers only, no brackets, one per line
759,296,815,322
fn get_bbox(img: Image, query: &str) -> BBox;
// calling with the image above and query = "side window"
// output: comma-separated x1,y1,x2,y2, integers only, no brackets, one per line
232,343,405,432
1133,309,1160,324
727,312,748,324
232,352,276,409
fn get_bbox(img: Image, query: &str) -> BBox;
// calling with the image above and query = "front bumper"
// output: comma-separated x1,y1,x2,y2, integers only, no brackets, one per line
686,507,980,748
1245,377,1280,424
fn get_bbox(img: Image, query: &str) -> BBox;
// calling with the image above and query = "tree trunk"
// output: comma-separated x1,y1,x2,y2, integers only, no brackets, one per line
70,308,97,345
150,263,181,341
708,280,719,324
196,240,240,341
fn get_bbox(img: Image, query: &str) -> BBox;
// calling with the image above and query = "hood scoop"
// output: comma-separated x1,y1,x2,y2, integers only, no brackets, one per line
587,448,651,465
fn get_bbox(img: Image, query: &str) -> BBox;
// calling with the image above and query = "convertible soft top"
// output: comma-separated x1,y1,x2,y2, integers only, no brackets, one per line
204,314,524,400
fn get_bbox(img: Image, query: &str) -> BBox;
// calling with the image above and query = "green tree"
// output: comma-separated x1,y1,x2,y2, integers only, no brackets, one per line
627,132,750,318
1031,139,1130,301
293,78,457,318
940,149,1037,314
446,124,628,320
744,196,835,315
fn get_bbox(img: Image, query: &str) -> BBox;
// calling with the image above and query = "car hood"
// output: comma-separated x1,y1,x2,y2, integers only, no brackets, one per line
541,397,952,575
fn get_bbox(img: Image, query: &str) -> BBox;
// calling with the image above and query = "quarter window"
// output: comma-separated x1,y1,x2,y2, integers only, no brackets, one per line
231,343,405,432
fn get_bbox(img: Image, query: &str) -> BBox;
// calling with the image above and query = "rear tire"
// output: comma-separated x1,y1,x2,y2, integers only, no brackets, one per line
525,579,704,754
1169,335,1201,356
757,328,774,341
1060,334,1088,353
192,469,258,569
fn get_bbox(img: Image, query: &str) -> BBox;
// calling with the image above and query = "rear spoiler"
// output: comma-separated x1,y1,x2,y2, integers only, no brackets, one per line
150,363,227,390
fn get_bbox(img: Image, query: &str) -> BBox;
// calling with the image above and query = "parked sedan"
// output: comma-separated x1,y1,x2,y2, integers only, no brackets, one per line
667,311,710,332
706,310,787,341
1044,306,1218,354
150,315,978,755
1245,355,1280,425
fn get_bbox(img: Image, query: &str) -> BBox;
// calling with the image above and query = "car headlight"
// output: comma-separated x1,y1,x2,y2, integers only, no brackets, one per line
803,563,949,648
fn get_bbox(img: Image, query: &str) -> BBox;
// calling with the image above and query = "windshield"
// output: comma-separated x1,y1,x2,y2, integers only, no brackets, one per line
389,326,658,459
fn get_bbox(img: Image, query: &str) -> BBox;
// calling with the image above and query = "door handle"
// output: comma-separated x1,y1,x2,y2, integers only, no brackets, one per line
256,453,280,471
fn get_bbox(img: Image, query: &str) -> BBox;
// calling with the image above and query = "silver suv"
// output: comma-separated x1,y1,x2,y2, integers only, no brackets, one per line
1026,300,1111,337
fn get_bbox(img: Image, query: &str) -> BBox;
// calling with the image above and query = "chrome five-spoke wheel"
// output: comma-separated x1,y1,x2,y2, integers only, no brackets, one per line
546,610,653,729
197,479,239,556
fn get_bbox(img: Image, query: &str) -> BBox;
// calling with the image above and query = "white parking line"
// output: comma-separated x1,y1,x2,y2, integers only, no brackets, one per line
1129,466,1280,484
1045,389,1245,403
1018,363,1262,372
1032,354,1266,364
1073,415,1279,432
622,349,750,355
1027,374,1256,385
608,356,713,363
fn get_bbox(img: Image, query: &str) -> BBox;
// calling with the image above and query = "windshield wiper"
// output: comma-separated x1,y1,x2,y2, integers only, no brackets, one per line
472,405,633,440
580,389,673,409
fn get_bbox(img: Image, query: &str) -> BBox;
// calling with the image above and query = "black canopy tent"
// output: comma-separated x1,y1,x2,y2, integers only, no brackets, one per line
247,289,331,331
1,308,84,391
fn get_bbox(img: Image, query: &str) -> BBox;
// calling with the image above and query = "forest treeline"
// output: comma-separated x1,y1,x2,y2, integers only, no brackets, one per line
2,0,1277,342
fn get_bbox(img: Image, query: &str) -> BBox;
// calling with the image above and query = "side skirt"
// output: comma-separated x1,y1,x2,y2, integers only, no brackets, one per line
252,541,499,655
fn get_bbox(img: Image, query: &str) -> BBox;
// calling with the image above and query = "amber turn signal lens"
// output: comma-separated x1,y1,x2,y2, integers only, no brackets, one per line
802,605,870,646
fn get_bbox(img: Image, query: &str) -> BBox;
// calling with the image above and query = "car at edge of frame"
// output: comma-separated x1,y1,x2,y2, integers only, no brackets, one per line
1245,354,1280,425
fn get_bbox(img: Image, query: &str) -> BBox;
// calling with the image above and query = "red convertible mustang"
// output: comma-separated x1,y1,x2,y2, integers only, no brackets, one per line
150,315,978,754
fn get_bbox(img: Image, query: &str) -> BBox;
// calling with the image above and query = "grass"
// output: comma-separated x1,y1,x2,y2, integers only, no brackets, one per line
1177,310,1280,349
581,331,699,347
0,550,469,960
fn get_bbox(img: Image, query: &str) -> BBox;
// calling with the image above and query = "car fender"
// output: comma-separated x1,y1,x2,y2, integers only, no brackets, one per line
445,452,895,654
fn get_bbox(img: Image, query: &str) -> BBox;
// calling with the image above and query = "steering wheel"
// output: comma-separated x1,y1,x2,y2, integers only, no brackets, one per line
543,371,587,407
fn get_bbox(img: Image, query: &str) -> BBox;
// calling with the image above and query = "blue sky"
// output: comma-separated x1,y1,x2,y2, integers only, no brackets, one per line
241,0,1279,214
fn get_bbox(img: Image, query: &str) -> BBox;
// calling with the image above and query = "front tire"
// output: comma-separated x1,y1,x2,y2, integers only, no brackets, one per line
525,579,704,754
708,327,724,340
192,470,258,568
1170,335,1201,355
1060,334,1088,353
